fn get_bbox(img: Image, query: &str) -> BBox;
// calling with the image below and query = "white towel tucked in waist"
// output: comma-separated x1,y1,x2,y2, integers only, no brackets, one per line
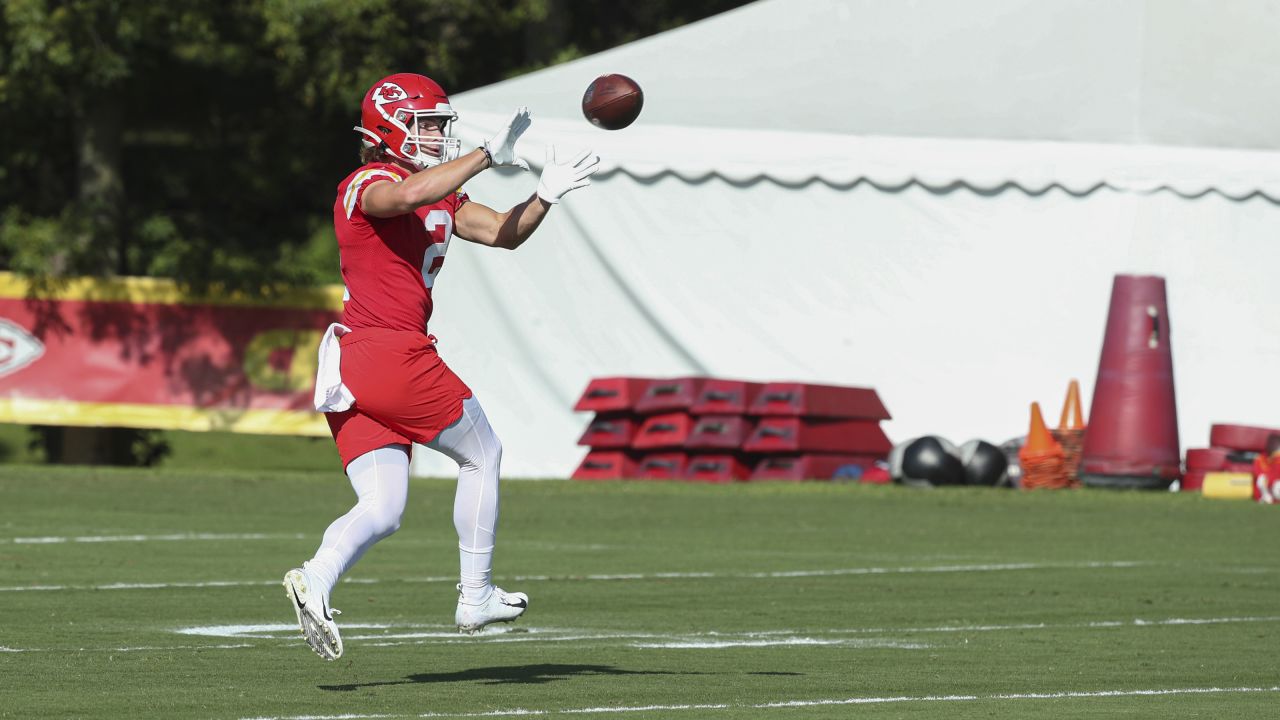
313,322,355,412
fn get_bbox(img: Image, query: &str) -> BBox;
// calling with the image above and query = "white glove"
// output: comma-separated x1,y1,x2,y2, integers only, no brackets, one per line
482,107,531,170
537,146,601,204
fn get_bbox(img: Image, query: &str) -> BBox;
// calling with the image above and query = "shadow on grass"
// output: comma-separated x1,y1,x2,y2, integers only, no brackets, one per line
320,664,710,691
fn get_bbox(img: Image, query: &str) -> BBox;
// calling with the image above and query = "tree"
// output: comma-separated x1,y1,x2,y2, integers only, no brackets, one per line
0,0,747,291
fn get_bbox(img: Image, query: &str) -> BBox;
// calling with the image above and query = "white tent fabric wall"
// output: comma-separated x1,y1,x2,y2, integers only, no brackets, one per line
405,0,1280,478
450,0,1280,150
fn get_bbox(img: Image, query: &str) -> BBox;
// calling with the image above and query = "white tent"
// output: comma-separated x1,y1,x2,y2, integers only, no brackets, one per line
410,0,1280,478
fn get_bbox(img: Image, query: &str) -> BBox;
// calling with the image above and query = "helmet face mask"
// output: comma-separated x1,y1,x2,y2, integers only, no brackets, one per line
393,109,460,167
356,74,461,170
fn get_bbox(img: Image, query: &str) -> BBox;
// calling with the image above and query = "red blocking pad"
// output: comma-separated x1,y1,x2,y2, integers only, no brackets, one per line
748,382,890,420
635,452,687,479
690,380,765,415
634,377,708,414
684,454,751,482
1184,448,1229,472
1180,469,1206,492
744,417,892,454
1079,275,1181,485
684,415,755,450
571,450,639,480
750,454,882,482
633,412,694,449
572,377,656,413
1210,424,1280,453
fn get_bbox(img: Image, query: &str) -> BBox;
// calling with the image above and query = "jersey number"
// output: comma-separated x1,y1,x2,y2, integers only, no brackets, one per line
421,210,453,289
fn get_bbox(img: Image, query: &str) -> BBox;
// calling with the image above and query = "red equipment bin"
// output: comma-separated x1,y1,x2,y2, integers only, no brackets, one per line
750,454,881,482
571,450,639,480
573,377,656,413
690,380,765,415
634,377,708,414
684,415,755,450
684,454,751,482
636,452,687,479
576,415,638,449
747,382,890,420
744,417,892,454
633,412,694,449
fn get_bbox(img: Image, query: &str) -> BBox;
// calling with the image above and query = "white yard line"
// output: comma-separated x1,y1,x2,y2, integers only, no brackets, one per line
0,560,1148,594
8,613,1275,654
507,560,1145,583
177,622,417,638
236,686,1280,720
514,541,621,552
632,638,928,649
0,534,617,553
167,613,1279,651
0,644,254,653
0,580,282,592
0,558,1141,591
784,614,1280,636
0,533,306,545
363,633,659,648
0,578,424,593
365,614,1280,649
0,579,396,592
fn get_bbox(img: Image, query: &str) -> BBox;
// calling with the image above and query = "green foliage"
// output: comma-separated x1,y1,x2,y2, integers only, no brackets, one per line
0,0,746,290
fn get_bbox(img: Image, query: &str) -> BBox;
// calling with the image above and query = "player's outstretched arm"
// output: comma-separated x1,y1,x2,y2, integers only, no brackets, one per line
362,107,533,218
362,150,489,217
454,145,600,250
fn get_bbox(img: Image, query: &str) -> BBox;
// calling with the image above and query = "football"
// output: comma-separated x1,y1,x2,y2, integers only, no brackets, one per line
582,74,644,130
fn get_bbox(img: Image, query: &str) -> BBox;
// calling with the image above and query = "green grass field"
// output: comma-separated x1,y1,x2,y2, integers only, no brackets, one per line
1,466,1277,719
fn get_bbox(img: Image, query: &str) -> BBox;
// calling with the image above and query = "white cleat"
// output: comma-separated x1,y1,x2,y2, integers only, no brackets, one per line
283,566,343,661
455,584,529,634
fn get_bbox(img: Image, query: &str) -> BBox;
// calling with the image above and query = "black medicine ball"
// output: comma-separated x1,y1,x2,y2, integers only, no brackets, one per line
897,436,966,487
958,439,1010,486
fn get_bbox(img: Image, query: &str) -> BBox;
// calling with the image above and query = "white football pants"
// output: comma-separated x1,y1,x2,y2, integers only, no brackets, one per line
305,395,503,603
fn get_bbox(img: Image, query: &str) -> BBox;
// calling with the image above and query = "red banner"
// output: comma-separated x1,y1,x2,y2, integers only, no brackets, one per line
0,273,343,435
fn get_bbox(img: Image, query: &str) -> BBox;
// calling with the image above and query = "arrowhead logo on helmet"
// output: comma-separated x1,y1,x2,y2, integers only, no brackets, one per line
355,74,461,171
376,83,407,104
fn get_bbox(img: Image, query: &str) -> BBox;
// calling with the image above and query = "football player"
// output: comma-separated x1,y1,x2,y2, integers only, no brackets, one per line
1253,434,1280,505
283,73,600,660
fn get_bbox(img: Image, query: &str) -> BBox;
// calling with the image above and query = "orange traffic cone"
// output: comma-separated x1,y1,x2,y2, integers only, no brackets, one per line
1020,402,1070,490
1058,379,1086,431
1054,380,1087,486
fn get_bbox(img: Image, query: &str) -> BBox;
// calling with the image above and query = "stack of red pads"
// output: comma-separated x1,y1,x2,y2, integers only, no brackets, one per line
571,377,892,482
1183,423,1280,491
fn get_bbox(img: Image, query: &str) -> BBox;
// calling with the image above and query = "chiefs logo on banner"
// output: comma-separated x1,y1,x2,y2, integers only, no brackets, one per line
0,273,343,435
0,318,44,377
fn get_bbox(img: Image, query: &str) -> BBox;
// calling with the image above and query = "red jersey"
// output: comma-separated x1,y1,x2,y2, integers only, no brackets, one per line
1253,452,1280,504
333,162,469,333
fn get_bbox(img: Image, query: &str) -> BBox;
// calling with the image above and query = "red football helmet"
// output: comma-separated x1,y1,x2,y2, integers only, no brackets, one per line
355,73,460,169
